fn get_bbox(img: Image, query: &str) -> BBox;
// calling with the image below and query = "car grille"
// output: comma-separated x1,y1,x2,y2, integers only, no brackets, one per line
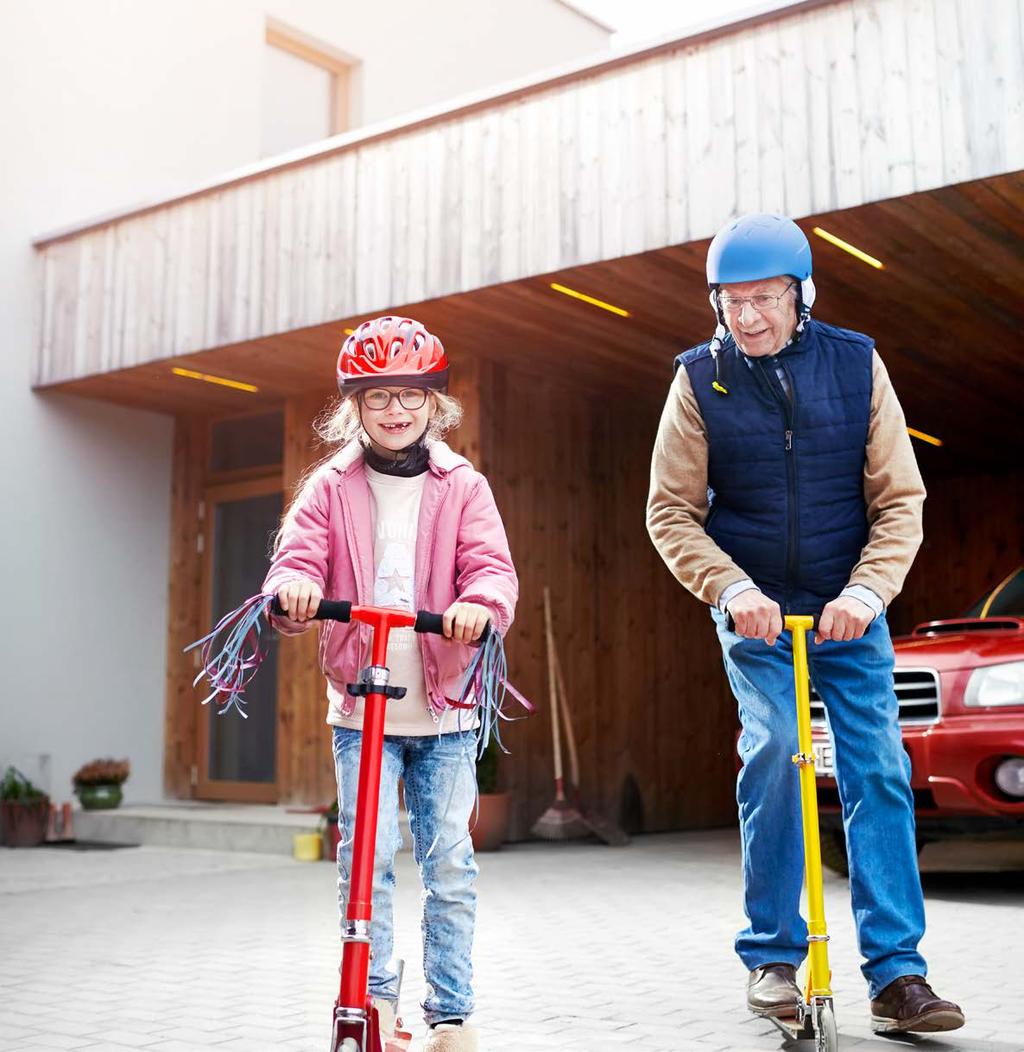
809,668,940,725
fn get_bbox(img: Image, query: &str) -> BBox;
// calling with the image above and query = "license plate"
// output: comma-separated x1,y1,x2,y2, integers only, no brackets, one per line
813,741,835,778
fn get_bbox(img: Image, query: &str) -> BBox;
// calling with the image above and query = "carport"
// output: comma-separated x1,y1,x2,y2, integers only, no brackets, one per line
32,0,1024,837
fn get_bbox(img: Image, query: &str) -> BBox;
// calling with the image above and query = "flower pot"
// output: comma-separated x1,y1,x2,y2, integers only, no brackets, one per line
76,783,123,810
1,799,50,847
293,832,322,862
470,792,509,852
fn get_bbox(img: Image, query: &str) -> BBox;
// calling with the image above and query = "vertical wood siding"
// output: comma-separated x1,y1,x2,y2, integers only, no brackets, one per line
36,0,1024,387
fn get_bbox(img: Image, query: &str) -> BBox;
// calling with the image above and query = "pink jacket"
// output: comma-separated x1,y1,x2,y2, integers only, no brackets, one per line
261,440,518,719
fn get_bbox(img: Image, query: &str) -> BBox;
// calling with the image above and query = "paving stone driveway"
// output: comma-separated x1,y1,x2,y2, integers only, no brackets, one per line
2,830,1022,1051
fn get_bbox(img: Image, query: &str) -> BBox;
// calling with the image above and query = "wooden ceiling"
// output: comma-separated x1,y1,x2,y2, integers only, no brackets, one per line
49,172,1023,473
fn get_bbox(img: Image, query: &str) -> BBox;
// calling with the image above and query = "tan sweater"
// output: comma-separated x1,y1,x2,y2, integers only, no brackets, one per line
646,349,926,609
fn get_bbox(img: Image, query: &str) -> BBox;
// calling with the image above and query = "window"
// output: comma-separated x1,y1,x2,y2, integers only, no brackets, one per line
209,412,284,474
262,19,354,157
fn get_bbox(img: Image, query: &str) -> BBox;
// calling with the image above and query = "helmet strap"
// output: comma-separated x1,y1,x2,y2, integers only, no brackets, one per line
793,276,815,342
707,288,730,395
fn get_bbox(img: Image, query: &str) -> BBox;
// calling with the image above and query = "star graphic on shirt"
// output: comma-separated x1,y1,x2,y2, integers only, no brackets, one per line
382,570,411,594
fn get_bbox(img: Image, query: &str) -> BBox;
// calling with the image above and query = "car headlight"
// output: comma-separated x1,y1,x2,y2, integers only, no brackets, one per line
994,758,1024,799
963,661,1024,708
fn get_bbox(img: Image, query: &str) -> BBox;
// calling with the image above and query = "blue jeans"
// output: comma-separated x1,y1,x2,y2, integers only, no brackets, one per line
712,609,927,997
332,727,479,1025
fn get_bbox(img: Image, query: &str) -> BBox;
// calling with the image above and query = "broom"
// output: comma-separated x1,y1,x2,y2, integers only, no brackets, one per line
553,640,629,847
531,587,589,841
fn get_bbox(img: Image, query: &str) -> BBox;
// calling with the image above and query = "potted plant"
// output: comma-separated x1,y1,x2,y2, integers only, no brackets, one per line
72,758,130,810
1,767,50,847
471,740,510,852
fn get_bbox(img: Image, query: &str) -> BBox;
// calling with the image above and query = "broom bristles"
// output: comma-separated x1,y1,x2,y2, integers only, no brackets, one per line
531,800,590,841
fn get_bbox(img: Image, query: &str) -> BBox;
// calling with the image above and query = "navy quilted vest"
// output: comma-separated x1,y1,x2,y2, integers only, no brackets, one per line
676,319,874,617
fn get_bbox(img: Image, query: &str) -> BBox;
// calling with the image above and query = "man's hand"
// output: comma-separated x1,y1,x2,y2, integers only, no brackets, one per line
726,590,783,646
442,602,491,644
815,595,874,644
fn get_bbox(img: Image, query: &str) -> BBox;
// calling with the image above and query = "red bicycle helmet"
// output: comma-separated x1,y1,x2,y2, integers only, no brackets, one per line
336,316,448,393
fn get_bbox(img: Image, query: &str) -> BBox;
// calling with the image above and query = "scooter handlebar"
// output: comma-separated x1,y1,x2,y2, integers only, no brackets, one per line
269,597,490,641
725,612,819,634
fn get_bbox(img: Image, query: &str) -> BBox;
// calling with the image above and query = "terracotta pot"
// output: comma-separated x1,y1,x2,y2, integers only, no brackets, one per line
76,783,123,810
470,792,509,852
1,799,50,847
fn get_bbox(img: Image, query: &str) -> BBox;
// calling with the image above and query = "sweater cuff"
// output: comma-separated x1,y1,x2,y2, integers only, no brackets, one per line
719,578,760,612
839,584,884,620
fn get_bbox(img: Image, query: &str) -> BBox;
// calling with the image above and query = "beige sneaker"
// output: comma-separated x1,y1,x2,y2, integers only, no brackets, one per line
422,1022,479,1052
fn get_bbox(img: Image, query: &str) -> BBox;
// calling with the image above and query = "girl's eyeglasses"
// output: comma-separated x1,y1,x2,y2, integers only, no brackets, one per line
360,387,428,411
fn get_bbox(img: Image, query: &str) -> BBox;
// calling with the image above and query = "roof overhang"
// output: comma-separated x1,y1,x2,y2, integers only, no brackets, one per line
31,0,1024,474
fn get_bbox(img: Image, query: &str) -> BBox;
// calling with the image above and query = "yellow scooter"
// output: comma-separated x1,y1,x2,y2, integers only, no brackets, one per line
768,615,839,1051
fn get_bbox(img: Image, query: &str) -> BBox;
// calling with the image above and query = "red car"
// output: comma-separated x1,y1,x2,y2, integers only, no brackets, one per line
812,568,1024,875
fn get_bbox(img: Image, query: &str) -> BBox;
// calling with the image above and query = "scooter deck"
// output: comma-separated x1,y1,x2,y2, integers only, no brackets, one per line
766,1012,815,1040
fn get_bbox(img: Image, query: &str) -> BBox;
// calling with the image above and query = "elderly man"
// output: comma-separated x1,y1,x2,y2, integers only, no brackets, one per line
647,213,964,1034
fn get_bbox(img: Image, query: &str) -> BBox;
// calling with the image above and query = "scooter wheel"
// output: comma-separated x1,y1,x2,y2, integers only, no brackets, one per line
814,1000,838,1052
338,1040,360,1052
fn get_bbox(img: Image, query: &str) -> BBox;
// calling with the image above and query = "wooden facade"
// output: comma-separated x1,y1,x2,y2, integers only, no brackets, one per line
161,354,1023,834
161,359,742,834
34,0,1024,388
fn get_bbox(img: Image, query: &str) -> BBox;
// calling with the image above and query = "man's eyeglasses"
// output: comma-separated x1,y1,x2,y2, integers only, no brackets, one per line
718,283,796,314
360,388,428,411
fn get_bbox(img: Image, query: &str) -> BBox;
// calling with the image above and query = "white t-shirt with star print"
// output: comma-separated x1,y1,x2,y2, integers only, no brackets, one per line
330,466,461,736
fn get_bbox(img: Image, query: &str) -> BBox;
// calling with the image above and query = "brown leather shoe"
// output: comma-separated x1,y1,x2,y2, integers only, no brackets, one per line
871,975,965,1033
747,963,801,1018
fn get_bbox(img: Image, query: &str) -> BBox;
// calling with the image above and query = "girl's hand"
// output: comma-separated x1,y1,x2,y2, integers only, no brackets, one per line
442,602,491,644
276,580,323,622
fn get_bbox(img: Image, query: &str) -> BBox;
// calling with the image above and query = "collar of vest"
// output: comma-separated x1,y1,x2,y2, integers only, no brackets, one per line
726,320,816,364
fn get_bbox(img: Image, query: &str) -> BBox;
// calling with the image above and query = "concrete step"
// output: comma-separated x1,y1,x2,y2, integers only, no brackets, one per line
73,802,413,856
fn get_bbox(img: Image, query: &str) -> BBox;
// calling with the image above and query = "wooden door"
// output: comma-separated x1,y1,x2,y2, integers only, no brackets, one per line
197,475,283,802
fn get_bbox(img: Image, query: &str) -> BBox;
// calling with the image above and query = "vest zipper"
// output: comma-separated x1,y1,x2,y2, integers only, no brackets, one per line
756,358,799,610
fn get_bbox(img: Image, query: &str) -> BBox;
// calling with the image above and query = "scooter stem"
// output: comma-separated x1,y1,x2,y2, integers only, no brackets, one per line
785,614,833,1000
336,611,414,1029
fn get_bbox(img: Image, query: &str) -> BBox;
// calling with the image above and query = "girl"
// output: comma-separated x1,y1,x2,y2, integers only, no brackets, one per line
261,315,517,1052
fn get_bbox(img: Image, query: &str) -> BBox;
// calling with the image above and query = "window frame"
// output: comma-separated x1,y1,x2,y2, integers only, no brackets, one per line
265,17,356,137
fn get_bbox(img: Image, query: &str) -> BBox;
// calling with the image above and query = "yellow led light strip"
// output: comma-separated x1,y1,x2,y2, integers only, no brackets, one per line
906,427,942,447
171,367,259,393
549,282,630,317
812,227,884,269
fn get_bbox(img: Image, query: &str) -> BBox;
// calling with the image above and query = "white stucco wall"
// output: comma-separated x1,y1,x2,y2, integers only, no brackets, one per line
0,0,608,812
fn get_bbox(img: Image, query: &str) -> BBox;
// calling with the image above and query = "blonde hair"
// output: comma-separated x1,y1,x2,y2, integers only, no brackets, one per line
273,390,463,552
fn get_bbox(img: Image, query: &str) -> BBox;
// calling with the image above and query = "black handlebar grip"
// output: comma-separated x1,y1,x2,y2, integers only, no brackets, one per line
725,612,819,633
414,610,492,643
414,611,446,635
270,596,352,622
316,599,353,622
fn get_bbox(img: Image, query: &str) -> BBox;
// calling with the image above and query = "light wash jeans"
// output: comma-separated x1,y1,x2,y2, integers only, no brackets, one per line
332,727,479,1025
711,609,927,997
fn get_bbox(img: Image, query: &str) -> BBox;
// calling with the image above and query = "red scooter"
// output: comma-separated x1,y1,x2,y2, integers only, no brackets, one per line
271,597,483,1052
190,590,514,1052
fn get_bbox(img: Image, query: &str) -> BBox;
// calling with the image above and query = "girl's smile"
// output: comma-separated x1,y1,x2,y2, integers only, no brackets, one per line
359,387,433,454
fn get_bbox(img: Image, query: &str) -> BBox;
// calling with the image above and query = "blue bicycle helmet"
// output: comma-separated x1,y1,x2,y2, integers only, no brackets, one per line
701,214,816,396
706,213,812,286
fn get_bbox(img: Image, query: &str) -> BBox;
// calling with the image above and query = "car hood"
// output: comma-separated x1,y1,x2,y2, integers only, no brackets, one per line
893,620,1024,671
